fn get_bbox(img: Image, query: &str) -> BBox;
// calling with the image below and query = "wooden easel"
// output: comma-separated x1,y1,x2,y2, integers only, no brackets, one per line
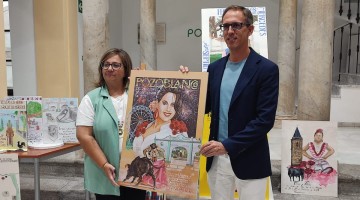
140,63,147,70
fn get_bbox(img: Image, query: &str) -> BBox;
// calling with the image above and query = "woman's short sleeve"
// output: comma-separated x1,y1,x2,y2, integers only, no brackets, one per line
76,95,95,126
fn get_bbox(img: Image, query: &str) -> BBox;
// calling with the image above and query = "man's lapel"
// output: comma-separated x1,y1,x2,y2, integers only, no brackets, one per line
230,49,261,107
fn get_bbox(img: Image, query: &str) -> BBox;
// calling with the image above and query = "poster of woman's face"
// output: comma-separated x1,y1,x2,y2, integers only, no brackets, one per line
281,120,338,197
119,70,208,199
158,92,176,122
127,74,203,143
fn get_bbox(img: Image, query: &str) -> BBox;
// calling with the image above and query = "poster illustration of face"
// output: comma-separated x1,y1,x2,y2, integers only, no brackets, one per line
281,120,338,197
119,70,208,199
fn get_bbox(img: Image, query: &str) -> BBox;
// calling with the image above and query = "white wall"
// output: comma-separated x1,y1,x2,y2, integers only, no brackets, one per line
109,0,123,50
331,86,360,123
8,0,37,95
113,0,280,71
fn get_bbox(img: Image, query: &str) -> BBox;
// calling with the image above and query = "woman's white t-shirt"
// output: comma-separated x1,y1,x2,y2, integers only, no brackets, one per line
76,92,128,151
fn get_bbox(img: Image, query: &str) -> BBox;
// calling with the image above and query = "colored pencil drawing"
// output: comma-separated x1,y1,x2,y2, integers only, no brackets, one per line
0,100,27,151
281,121,338,197
5,96,43,145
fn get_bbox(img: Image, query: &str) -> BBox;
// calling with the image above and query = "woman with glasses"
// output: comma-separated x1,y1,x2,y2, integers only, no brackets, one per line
76,48,146,200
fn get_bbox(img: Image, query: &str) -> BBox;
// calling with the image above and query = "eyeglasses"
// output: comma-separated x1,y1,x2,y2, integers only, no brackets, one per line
101,62,123,70
219,22,250,31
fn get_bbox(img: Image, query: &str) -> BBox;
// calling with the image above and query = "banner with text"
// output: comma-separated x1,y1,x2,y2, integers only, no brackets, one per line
201,7,268,72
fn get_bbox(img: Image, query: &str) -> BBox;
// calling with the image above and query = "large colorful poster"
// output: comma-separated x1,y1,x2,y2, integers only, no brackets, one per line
119,70,208,199
0,154,21,200
5,96,43,146
281,120,338,197
42,98,78,144
201,7,268,72
0,100,27,151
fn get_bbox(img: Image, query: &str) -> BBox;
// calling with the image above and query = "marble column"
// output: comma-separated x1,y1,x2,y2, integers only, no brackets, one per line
79,0,109,159
140,0,157,70
297,0,335,120
0,8,6,99
83,0,109,94
277,0,297,119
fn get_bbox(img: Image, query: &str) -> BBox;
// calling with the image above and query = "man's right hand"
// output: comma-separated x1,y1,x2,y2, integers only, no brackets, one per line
179,65,189,73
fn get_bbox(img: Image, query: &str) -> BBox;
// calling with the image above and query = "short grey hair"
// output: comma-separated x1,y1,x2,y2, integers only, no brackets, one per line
222,5,254,25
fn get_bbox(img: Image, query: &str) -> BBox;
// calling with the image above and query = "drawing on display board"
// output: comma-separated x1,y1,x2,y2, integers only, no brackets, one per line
281,120,338,197
0,100,27,152
42,98,78,144
0,154,21,200
118,70,208,199
5,96,43,146
201,7,268,72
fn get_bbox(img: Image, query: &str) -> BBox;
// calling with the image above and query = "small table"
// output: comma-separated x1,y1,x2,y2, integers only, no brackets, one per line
6,143,81,200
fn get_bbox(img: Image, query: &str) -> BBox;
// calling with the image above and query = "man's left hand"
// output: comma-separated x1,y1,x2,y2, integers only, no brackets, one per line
200,140,227,157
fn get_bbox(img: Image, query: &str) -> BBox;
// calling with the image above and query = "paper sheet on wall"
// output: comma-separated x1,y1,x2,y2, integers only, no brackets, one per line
201,7,268,72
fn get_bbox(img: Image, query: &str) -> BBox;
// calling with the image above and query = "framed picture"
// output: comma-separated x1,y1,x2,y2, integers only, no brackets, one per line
118,70,208,199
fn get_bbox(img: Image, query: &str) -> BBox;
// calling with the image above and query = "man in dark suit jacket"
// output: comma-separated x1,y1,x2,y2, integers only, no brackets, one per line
199,5,279,200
